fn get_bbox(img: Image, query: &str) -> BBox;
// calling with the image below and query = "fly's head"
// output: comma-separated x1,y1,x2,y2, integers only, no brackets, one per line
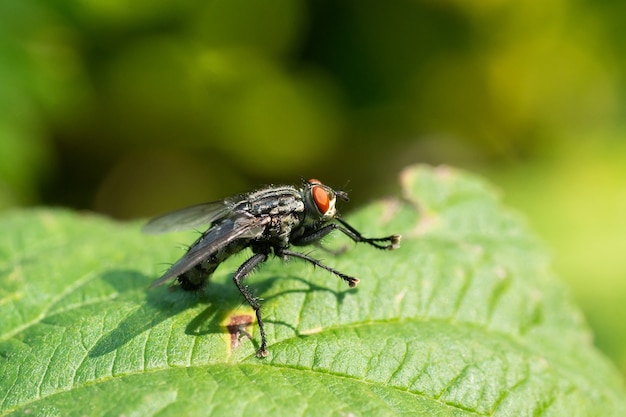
303,179,348,221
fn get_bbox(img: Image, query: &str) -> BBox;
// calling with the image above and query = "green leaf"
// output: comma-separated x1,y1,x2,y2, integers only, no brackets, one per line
1,165,624,416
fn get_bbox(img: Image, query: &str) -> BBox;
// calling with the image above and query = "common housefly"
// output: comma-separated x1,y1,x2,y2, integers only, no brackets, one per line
143,179,401,357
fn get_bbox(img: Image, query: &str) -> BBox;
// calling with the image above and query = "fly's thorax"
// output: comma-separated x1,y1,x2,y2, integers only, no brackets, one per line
243,185,305,218
271,211,303,248
231,185,307,247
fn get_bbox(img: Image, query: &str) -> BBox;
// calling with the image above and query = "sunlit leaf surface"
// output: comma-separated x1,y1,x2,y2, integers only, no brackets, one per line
1,165,624,416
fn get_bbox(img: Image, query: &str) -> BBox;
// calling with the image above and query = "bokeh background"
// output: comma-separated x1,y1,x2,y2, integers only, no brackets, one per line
1,0,625,378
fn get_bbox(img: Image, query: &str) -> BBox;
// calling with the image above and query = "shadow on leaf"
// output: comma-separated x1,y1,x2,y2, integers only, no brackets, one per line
89,269,211,357
89,267,357,357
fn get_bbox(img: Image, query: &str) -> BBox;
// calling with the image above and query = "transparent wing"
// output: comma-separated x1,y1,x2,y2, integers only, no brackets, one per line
142,201,233,234
150,213,269,287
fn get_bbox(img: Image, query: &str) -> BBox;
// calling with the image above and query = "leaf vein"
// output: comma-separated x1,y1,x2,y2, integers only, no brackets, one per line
0,271,100,342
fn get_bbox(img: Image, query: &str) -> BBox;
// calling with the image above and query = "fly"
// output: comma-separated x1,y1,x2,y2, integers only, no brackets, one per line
143,179,401,357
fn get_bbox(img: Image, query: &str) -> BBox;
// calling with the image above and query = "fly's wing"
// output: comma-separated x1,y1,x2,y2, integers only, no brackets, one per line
149,213,269,288
142,201,233,234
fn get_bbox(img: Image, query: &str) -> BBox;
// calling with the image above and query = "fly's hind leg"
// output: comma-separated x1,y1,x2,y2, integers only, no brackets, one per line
232,252,269,357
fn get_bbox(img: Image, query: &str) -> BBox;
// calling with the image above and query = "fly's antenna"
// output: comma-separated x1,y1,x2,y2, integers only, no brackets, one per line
337,179,352,201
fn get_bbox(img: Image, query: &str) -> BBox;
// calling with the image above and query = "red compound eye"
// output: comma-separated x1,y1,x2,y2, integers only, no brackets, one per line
311,184,331,214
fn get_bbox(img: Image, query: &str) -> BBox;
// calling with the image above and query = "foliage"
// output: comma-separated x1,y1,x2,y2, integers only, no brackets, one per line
1,166,624,416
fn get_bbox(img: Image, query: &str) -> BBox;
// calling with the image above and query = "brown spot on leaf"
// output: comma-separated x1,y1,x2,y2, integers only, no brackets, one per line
226,314,254,351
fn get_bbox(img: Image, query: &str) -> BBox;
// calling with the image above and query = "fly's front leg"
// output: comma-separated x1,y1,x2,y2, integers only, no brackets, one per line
292,226,348,255
232,252,270,358
290,224,336,247
335,218,401,250
291,220,401,250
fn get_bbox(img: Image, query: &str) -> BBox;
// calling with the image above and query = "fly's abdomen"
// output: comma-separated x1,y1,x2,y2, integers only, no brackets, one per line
178,235,250,290
178,262,218,290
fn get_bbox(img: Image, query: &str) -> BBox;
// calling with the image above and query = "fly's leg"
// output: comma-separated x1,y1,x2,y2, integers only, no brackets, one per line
291,219,401,251
277,248,360,288
335,218,401,250
232,252,270,358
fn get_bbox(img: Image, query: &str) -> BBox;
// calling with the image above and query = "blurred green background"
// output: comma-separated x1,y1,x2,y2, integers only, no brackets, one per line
1,0,625,378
